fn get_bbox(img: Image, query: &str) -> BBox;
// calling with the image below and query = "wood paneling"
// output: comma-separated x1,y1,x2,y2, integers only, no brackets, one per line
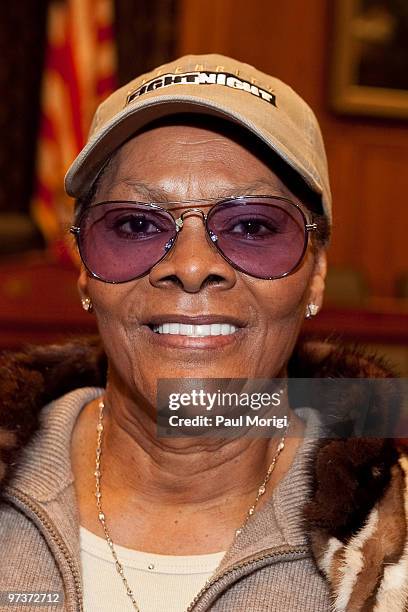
115,0,178,84
0,1,47,216
177,0,408,297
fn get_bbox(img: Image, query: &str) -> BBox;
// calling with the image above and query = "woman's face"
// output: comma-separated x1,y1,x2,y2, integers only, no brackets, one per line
78,122,326,404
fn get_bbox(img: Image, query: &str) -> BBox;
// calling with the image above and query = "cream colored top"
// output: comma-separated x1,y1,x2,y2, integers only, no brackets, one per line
80,526,225,612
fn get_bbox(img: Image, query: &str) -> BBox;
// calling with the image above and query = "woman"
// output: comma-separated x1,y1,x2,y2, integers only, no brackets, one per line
0,54,406,612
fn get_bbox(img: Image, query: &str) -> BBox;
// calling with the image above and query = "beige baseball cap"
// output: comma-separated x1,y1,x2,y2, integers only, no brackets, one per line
65,53,332,222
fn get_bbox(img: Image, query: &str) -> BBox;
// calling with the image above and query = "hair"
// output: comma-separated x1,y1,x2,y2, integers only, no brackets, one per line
74,114,331,247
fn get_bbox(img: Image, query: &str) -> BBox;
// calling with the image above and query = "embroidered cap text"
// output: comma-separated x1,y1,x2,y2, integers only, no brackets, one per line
126,71,277,106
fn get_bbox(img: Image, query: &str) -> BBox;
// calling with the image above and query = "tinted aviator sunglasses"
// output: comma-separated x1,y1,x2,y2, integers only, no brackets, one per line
70,195,317,283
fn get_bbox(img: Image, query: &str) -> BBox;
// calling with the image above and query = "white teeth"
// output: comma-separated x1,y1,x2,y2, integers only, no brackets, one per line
211,323,221,336
168,323,179,335
152,323,238,337
196,325,211,336
221,325,232,335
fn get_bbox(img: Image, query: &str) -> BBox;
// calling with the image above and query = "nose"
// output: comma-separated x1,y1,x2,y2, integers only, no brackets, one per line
148,209,237,293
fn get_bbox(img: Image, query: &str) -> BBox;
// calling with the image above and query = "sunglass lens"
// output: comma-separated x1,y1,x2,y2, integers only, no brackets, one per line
78,202,176,282
207,198,307,279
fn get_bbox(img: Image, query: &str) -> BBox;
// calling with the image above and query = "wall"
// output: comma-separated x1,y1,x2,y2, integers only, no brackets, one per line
176,0,408,298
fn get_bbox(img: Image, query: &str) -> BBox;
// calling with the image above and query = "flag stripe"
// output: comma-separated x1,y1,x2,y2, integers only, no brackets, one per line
32,0,116,259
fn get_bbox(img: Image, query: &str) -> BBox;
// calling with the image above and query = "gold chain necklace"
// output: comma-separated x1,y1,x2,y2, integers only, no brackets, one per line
94,399,287,611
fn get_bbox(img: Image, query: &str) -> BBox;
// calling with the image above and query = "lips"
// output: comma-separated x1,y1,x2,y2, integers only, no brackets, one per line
143,314,246,344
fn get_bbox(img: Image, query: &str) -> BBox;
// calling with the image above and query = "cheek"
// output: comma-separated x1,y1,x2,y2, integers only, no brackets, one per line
86,280,148,376
244,269,312,377
251,265,312,326
88,276,146,322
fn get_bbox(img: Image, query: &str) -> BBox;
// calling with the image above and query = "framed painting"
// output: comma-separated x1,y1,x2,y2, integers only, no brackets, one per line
331,0,408,118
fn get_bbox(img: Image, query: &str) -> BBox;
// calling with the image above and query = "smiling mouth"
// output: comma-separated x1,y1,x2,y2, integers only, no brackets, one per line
151,323,238,337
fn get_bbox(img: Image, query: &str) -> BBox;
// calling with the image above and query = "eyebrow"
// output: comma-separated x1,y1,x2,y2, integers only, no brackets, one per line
107,179,169,202
229,179,291,199
106,177,292,203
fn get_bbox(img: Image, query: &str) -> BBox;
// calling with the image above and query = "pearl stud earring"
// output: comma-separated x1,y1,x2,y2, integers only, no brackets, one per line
305,303,319,319
81,297,93,312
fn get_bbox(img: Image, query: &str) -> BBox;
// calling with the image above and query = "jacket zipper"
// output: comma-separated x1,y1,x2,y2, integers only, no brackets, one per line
5,487,308,612
186,544,309,611
4,487,83,612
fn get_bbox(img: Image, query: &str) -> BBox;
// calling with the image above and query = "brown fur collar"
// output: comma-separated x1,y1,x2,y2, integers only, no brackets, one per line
0,337,406,610
0,337,394,512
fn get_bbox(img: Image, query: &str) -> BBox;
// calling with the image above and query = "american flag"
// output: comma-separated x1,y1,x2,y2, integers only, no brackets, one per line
31,0,116,263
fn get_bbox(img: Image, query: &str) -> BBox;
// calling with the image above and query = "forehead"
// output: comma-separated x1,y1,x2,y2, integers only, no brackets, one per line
96,116,304,201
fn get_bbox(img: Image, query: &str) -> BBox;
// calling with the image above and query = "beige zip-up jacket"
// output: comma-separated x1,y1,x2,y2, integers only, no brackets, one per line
0,387,331,611
2,339,408,611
